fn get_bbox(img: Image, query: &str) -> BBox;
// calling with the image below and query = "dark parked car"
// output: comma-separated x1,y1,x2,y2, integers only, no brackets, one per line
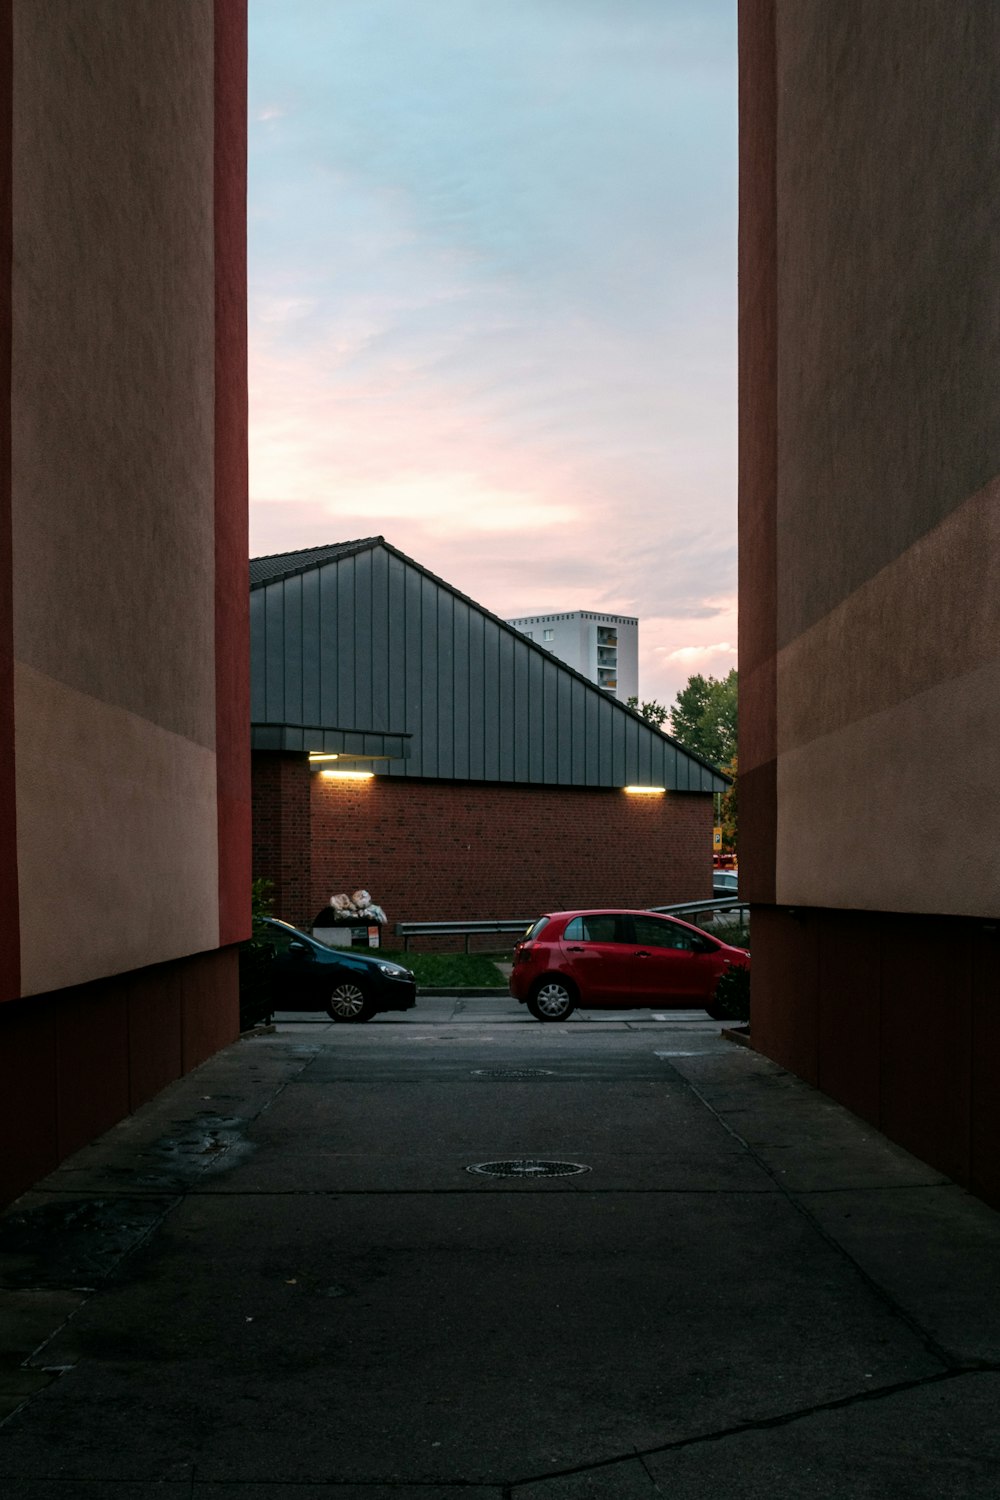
713,870,739,899
509,909,750,1022
261,917,417,1022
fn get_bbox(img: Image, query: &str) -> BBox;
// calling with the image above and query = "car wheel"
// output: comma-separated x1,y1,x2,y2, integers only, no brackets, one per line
527,978,576,1022
326,982,373,1023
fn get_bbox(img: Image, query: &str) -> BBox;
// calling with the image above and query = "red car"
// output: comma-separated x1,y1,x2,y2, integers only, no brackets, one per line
509,909,750,1022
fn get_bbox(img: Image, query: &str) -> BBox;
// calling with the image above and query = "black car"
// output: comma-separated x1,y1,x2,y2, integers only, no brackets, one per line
261,918,417,1023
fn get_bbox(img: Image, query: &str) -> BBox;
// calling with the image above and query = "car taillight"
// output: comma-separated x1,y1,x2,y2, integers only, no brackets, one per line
513,942,532,965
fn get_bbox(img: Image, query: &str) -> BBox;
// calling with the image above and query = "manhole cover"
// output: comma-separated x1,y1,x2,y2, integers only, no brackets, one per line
470,1069,555,1080
466,1159,590,1178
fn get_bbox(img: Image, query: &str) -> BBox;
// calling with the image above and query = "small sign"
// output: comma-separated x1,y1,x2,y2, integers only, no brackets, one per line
367,925,380,948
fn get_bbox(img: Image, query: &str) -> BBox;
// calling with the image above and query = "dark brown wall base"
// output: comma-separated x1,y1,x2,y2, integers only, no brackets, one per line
751,905,1000,1207
0,946,239,1207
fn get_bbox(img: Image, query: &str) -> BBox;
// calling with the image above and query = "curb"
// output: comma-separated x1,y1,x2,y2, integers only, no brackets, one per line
419,987,509,998
721,1026,753,1049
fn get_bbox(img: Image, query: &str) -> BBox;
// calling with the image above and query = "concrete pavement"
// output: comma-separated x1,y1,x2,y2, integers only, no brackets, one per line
1,999,998,1497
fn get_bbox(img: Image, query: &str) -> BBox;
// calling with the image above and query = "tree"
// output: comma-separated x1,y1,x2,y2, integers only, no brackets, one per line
625,696,669,730
719,754,738,852
669,669,737,768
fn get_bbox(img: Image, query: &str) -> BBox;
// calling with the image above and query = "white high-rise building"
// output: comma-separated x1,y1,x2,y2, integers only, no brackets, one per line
505,611,639,701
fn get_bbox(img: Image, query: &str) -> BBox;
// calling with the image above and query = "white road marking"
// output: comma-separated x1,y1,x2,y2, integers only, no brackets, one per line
654,1050,715,1057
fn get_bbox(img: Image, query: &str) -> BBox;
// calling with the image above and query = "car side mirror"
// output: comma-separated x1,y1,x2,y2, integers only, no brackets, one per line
289,940,309,955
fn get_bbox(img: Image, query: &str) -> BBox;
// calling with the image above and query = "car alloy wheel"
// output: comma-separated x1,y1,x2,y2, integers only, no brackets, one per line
528,980,575,1022
327,982,371,1023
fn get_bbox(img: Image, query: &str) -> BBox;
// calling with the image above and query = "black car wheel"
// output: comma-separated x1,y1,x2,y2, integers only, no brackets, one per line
326,981,373,1023
527,978,576,1022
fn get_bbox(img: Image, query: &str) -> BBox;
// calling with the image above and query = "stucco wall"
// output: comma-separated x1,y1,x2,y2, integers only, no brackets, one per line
770,0,1000,917
8,0,237,995
742,0,1000,919
738,0,1000,1204
0,2,248,1205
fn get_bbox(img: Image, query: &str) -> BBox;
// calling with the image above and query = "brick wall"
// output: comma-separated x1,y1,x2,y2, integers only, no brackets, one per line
252,756,714,935
251,753,312,920
304,773,712,936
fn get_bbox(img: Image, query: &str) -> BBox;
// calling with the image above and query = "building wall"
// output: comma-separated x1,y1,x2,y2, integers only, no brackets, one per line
505,611,639,701
0,948,239,1206
739,0,1000,1202
0,1,249,1205
252,547,714,791
251,754,713,933
251,752,313,924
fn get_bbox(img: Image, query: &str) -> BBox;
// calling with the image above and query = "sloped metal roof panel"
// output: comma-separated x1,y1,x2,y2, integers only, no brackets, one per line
249,539,729,794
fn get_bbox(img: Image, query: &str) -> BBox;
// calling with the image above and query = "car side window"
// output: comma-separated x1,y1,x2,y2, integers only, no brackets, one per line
632,916,712,953
266,926,296,954
266,925,311,956
563,914,625,943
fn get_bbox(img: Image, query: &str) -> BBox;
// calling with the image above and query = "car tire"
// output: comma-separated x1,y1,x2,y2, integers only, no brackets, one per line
704,998,725,1021
527,978,576,1022
326,982,373,1023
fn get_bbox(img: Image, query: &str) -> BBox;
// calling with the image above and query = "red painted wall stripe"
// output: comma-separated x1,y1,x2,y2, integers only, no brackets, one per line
214,0,251,945
0,0,18,1003
737,0,778,904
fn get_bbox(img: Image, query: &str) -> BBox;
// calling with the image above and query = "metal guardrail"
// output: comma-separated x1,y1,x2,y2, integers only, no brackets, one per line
395,918,532,953
649,897,749,931
396,899,749,951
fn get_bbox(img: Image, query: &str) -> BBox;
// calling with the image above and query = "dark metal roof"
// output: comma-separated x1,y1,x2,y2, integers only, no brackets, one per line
250,721,411,758
249,537,729,793
249,537,384,588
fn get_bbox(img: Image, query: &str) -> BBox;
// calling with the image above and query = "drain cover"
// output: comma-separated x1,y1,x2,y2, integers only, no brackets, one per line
471,1069,555,1080
467,1159,590,1178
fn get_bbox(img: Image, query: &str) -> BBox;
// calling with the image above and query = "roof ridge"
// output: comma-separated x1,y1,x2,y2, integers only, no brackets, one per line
248,534,727,782
251,535,382,563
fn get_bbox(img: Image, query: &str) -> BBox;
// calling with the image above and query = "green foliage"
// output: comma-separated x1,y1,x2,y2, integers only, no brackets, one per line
711,961,750,1024
625,696,670,730
239,877,277,1030
360,948,509,988
669,669,738,768
710,918,749,950
250,877,275,936
719,755,738,851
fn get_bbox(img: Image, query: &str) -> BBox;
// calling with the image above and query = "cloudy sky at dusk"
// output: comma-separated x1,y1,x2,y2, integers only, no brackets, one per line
248,0,737,706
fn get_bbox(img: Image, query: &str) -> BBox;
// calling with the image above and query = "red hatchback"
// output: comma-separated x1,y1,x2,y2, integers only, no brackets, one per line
509,909,750,1022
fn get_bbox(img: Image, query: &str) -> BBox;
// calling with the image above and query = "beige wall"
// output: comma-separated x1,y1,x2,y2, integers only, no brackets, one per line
11,1,221,993
771,1,1000,918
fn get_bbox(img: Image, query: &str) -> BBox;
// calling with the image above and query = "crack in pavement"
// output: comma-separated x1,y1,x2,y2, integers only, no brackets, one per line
507,1367,995,1492
673,1067,966,1371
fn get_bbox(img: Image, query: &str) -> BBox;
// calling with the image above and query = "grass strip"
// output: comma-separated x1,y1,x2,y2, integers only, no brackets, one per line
357,947,511,988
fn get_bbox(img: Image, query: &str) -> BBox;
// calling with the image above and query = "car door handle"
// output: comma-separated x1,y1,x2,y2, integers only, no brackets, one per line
566,945,585,952
634,950,651,958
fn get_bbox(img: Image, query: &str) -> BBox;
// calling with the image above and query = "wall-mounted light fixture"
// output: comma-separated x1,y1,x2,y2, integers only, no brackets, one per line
308,752,340,762
320,769,375,781
623,785,666,795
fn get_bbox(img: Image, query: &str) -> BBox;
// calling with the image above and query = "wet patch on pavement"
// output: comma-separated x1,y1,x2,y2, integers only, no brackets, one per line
0,1196,176,1291
123,1112,257,1191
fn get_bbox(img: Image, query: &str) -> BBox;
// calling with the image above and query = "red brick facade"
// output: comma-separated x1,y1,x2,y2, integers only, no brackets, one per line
252,753,714,938
251,754,313,922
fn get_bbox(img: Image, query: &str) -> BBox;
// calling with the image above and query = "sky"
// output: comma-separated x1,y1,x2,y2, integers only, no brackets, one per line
248,0,738,707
